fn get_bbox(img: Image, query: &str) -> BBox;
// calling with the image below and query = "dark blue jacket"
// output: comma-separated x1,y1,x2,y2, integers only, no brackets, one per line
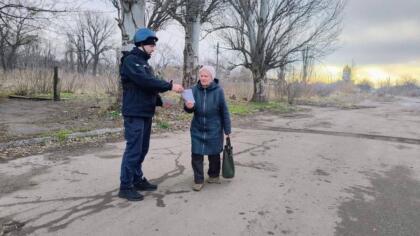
185,79,231,155
120,47,172,117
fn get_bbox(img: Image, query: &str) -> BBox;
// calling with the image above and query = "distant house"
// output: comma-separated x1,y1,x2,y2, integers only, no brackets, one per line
342,65,352,82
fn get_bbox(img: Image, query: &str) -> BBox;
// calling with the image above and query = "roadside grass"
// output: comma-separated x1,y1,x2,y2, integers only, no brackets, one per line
54,130,72,142
228,100,295,116
108,110,122,119
0,91,10,98
156,120,171,129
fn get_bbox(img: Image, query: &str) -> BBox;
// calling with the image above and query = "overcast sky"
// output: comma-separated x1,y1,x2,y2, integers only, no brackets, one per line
324,0,420,66
76,0,420,80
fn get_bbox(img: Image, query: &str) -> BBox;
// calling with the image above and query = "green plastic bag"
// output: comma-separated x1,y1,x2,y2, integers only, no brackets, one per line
222,137,235,178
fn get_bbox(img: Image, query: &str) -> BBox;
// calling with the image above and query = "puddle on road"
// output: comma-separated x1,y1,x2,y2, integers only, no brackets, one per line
335,166,420,236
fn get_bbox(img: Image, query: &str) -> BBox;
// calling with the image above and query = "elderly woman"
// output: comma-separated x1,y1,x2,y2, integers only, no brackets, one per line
184,65,232,191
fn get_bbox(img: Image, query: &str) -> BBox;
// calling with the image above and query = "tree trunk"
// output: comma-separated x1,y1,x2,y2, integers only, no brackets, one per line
92,54,99,76
69,50,75,72
6,48,17,71
251,69,268,102
183,19,200,88
275,66,286,100
111,0,146,110
120,0,145,51
1,54,7,71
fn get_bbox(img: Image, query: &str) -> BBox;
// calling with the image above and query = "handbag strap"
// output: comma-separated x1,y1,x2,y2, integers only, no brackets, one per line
226,136,231,146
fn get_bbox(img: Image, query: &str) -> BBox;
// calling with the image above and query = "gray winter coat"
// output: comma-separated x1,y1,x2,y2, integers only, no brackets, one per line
184,79,231,155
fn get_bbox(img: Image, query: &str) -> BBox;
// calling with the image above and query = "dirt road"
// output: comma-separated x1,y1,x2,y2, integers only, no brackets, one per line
0,98,118,143
1,96,420,235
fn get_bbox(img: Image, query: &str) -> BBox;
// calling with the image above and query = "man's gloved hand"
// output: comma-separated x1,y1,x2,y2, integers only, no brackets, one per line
172,83,184,93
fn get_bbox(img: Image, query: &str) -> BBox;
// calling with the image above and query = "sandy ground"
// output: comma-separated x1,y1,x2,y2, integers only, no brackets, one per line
1,96,420,236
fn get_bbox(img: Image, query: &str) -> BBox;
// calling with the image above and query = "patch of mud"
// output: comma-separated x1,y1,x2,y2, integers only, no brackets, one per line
0,218,25,235
241,126,420,146
335,166,420,236
147,190,191,208
96,154,121,159
0,165,49,197
395,144,412,150
234,139,277,157
235,161,278,172
314,169,330,176
296,100,376,110
279,113,313,119
305,121,333,129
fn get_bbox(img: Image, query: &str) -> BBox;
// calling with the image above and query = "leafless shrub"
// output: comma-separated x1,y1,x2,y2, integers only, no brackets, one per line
377,76,420,97
356,79,374,93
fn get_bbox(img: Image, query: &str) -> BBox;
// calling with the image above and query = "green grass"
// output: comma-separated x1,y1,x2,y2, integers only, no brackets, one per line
109,110,122,119
156,120,171,129
0,91,11,98
35,92,76,100
54,130,71,142
228,100,294,116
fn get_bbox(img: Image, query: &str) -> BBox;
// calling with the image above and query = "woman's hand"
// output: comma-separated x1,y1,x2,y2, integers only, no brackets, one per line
185,101,194,109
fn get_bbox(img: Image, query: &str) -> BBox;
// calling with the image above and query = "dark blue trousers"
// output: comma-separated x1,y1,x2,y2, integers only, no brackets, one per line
191,153,221,184
120,116,152,190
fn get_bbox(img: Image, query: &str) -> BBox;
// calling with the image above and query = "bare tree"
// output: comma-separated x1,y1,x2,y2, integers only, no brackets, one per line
84,12,115,76
110,0,173,51
145,0,173,30
66,22,91,74
0,0,65,23
0,0,72,71
149,42,180,76
219,0,344,102
64,39,76,72
301,46,314,85
65,12,115,76
18,38,56,69
0,6,39,70
168,0,226,88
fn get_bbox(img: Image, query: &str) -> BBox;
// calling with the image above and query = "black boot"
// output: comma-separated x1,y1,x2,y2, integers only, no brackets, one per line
134,177,158,191
118,188,144,201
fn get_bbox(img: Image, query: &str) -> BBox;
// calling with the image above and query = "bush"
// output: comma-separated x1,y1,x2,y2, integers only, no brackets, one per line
356,79,374,92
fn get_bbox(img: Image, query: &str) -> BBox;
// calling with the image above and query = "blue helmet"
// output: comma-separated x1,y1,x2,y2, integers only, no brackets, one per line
133,28,158,45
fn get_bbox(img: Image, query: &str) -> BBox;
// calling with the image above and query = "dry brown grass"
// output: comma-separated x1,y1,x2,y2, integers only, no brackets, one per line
0,69,119,97
222,80,254,101
1,69,52,96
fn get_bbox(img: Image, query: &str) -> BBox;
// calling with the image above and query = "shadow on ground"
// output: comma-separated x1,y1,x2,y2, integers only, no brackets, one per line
0,152,187,235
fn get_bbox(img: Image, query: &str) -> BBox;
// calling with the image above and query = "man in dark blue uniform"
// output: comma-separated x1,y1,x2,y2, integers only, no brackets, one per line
118,28,184,201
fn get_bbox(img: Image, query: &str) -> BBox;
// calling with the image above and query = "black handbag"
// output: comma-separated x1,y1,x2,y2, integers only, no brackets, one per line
222,136,235,178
